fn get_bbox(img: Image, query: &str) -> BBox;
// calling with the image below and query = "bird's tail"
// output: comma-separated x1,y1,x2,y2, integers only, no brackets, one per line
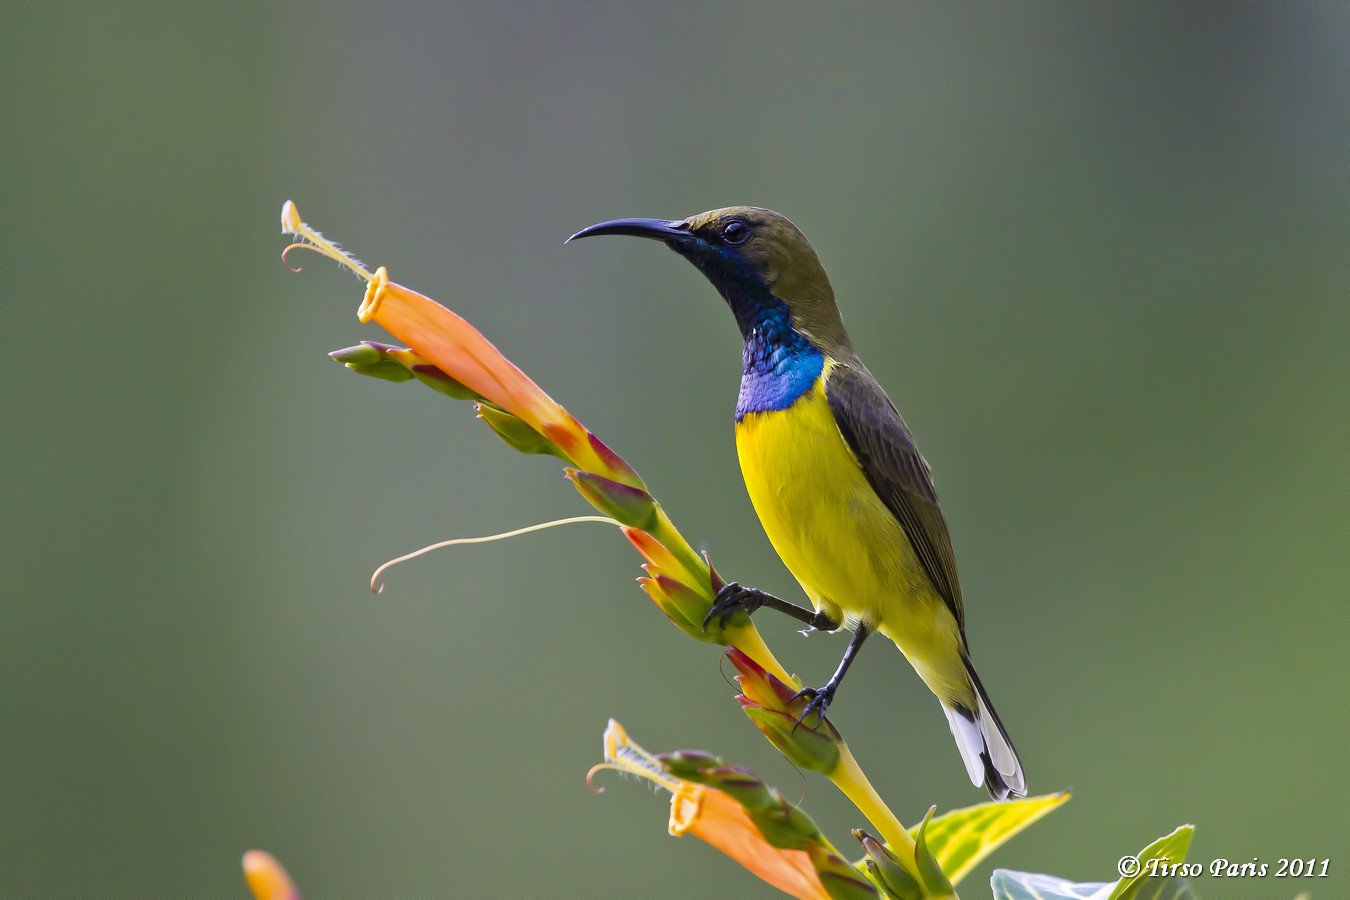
942,659,1026,801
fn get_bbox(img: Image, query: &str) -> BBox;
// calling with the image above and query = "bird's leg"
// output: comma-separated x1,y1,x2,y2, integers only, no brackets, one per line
703,581,839,632
791,623,871,730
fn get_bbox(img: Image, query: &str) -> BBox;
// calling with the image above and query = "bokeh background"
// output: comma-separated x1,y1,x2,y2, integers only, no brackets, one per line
4,4,1344,897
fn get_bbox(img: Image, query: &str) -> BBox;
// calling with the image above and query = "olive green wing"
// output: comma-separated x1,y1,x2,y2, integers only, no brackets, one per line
824,363,965,631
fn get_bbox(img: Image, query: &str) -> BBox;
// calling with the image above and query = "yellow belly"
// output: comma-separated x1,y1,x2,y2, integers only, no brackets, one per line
735,376,966,696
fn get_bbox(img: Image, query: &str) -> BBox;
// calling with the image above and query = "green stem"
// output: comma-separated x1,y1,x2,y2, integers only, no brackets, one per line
831,746,927,881
644,510,715,592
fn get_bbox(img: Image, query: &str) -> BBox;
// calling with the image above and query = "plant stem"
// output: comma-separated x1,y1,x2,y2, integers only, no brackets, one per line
831,746,924,876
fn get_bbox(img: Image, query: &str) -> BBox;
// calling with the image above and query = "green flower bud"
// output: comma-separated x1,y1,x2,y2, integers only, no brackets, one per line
657,749,725,777
740,704,843,774
637,574,720,643
567,471,659,530
813,852,882,900
348,359,416,382
329,343,387,366
476,403,567,458
729,648,843,774
700,768,777,815
408,363,480,401
584,432,641,486
855,830,923,900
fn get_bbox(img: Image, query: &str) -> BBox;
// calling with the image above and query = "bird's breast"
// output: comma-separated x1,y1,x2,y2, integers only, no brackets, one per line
734,372,929,629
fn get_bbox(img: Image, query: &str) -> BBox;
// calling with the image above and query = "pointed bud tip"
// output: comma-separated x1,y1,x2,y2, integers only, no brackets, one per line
569,471,658,529
280,201,302,234
329,344,385,365
725,646,757,672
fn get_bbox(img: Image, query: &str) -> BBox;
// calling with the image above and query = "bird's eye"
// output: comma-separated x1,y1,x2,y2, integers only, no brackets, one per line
721,220,750,246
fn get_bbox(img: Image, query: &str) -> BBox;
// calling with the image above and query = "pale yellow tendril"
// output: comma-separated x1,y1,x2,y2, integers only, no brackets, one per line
370,515,622,593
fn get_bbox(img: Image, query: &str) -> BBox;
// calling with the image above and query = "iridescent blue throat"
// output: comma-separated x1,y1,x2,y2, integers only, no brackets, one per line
735,304,823,419
675,244,823,419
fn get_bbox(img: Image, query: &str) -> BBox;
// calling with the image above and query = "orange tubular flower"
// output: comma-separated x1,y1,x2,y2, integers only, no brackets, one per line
241,850,301,900
591,720,835,900
671,786,829,900
355,270,590,457
280,201,632,485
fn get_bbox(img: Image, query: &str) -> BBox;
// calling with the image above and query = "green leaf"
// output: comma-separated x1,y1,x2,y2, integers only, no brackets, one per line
1109,825,1195,900
913,806,956,896
990,824,1199,900
911,791,1071,886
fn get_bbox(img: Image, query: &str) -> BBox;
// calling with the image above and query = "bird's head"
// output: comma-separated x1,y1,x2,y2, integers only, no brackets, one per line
569,206,850,353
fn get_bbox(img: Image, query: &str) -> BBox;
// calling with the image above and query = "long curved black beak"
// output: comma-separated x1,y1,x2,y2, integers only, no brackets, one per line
567,217,694,245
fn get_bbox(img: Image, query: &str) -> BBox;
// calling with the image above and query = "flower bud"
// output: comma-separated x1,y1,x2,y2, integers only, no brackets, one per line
476,403,566,457
637,574,720,642
740,704,843,775
658,749,724,772
583,432,640,486
329,343,416,382
812,851,883,900
406,363,480,400
328,342,387,366
729,649,842,774
855,830,923,900
350,359,416,382
568,470,659,530
658,756,774,814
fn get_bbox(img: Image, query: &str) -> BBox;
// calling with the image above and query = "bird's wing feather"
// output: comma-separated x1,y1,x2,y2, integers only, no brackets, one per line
824,362,965,630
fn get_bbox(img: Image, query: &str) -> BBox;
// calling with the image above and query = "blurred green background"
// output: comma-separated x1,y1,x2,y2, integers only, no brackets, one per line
4,4,1344,897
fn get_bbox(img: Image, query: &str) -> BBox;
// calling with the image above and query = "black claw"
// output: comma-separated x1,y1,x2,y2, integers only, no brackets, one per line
702,581,764,631
789,684,836,732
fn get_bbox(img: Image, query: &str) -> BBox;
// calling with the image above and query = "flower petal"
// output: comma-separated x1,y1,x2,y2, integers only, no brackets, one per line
672,785,830,900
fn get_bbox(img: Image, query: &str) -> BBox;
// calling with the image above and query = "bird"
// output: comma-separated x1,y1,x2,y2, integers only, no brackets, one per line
568,207,1025,801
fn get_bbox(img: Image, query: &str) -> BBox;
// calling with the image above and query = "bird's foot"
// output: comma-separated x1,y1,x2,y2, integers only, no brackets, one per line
789,683,836,732
702,582,768,631
703,583,839,633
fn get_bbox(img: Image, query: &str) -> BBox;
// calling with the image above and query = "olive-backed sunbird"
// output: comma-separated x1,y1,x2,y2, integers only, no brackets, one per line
569,207,1026,800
